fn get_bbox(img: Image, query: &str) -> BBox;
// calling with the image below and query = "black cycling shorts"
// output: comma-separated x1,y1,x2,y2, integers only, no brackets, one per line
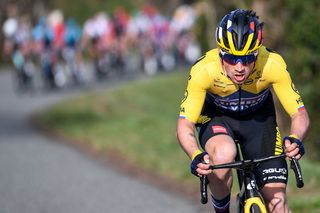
196,110,288,187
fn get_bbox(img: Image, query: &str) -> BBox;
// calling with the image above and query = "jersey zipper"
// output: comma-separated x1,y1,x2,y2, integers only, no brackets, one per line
238,85,242,116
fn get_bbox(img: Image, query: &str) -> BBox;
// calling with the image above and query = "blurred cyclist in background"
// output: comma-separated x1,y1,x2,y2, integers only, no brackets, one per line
81,12,113,80
3,3,202,91
62,18,83,84
3,14,35,93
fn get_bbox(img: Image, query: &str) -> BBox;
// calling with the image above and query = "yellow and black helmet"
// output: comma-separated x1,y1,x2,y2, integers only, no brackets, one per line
215,9,263,56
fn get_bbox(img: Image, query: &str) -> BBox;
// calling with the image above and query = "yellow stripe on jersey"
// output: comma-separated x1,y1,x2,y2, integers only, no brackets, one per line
275,126,283,155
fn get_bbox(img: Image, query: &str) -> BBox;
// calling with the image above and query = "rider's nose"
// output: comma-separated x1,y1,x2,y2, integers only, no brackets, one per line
234,62,244,71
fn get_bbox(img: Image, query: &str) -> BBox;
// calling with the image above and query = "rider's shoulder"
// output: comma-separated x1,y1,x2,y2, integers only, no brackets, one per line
193,48,219,65
189,49,220,82
258,46,287,68
188,49,220,85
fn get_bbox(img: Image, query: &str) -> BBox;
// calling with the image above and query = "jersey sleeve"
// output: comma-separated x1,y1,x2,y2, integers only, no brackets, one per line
179,66,211,123
270,55,305,117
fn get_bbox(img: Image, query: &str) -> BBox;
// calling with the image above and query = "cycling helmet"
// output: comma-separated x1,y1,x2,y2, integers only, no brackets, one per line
215,9,263,56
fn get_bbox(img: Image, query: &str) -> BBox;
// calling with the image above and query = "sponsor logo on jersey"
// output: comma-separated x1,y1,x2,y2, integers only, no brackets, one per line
244,78,253,85
213,79,226,88
262,168,287,175
212,125,228,134
291,82,300,95
263,175,287,181
181,90,188,103
197,116,211,124
207,88,270,113
296,97,303,105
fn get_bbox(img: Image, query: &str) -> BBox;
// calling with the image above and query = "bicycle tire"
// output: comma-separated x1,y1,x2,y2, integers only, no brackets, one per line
244,197,267,213
250,203,262,213
236,193,244,213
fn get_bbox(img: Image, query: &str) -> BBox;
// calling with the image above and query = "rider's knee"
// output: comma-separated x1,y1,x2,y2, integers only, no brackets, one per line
205,136,236,182
206,136,237,164
212,148,235,164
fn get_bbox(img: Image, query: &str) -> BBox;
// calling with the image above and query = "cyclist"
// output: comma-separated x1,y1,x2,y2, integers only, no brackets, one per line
176,9,310,213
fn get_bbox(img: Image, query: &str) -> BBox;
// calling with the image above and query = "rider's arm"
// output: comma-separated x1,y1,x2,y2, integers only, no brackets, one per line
176,118,211,176
176,63,212,174
177,63,211,155
177,68,207,159
270,55,305,117
290,109,310,141
176,118,201,159
285,109,310,159
270,54,310,158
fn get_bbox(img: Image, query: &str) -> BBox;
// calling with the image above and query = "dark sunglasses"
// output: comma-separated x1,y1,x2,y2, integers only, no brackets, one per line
220,51,257,65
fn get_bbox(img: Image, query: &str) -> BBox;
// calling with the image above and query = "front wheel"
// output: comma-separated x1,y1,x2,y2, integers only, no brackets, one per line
244,197,267,213
236,193,244,213
250,204,262,213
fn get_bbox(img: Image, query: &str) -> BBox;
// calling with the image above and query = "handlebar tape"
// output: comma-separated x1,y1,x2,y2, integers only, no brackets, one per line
200,175,208,204
290,157,304,188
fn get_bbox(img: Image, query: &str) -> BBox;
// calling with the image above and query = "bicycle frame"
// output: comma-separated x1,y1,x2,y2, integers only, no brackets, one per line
200,153,304,213
236,161,268,213
235,150,266,213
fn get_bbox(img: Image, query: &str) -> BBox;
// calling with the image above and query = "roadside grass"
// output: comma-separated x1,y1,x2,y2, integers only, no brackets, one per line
37,71,320,211
38,71,192,182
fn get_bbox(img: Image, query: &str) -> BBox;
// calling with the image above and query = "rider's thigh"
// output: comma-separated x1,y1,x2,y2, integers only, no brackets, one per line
205,135,237,164
261,183,290,213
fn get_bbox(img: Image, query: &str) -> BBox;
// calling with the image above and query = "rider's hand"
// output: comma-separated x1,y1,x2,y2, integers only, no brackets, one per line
284,135,305,160
190,151,211,177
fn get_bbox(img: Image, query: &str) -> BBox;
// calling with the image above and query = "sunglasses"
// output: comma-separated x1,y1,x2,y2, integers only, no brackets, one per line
220,51,258,65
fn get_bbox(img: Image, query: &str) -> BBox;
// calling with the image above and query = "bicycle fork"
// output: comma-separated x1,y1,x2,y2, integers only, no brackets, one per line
238,171,267,213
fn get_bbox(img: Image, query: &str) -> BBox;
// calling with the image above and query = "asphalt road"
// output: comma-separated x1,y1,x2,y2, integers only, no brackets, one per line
0,69,209,213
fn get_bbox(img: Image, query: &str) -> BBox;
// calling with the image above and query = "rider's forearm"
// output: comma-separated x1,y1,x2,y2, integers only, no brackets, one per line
290,109,310,141
176,118,201,160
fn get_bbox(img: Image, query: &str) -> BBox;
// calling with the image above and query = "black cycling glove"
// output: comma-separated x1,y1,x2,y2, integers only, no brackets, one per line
190,151,207,176
283,135,305,157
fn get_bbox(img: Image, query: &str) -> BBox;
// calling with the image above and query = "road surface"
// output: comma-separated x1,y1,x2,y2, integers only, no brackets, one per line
0,69,209,213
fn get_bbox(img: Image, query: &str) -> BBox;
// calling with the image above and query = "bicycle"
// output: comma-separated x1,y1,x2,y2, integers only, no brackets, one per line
199,147,304,213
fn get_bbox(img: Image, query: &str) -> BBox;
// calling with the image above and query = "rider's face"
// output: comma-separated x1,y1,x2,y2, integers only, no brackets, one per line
222,60,255,85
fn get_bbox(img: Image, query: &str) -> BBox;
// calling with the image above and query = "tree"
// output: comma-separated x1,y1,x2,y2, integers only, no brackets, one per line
284,0,320,160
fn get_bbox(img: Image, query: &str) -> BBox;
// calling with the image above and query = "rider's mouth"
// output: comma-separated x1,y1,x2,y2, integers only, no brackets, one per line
234,73,245,82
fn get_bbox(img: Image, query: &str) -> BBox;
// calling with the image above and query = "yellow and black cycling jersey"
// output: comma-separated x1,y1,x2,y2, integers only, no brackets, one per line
179,46,305,123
